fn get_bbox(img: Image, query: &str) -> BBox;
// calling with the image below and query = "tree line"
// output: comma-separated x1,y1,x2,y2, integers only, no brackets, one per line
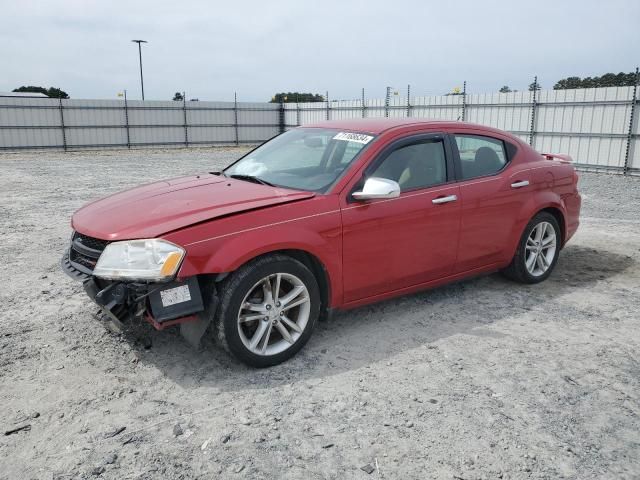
552,71,637,89
269,92,325,103
498,70,638,94
11,71,638,101
11,86,69,98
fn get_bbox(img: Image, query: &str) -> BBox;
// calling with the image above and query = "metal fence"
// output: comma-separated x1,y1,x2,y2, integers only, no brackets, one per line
0,95,281,150
1,82,639,175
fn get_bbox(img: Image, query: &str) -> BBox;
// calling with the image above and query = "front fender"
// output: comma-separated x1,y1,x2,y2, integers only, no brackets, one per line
171,212,343,307
209,226,338,275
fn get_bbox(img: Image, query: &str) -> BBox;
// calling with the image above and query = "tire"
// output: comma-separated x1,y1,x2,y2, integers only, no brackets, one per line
501,212,561,284
214,254,320,367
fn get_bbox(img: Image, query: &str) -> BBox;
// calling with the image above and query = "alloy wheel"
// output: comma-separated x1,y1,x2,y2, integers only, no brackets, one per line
237,273,311,356
525,221,557,277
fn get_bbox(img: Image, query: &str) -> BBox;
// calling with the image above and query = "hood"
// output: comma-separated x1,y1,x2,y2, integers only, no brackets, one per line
72,174,315,240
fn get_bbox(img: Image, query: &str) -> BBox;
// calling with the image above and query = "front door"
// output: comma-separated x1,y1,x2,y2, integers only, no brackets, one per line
341,134,461,303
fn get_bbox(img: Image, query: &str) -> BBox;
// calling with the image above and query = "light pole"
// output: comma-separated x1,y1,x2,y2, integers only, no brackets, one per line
131,39,148,100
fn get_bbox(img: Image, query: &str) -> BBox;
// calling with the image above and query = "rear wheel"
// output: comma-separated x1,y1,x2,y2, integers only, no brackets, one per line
214,254,320,367
502,212,561,284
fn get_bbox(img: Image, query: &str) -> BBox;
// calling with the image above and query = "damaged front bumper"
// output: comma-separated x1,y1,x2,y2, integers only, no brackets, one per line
61,250,207,332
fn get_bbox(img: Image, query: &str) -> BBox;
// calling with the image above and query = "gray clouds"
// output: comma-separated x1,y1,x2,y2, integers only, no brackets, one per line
1,0,638,101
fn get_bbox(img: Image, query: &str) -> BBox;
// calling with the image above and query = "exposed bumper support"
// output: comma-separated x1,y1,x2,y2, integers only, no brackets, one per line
61,251,215,347
143,312,199,331
80,274,206,327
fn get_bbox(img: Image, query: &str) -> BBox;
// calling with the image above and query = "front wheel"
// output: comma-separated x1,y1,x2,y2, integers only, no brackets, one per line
214,254,320,367
502,212,561,284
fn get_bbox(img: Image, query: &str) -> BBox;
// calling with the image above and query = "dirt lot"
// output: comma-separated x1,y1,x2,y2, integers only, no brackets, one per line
1,147,639,480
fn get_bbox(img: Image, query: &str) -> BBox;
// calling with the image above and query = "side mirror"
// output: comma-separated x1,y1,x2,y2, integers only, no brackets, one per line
352,177,401,201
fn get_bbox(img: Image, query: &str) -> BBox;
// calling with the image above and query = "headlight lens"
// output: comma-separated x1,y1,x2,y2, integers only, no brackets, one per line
93,239,185,281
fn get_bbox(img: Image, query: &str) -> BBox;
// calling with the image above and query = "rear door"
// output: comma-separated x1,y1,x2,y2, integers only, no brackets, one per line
340,133,461,302
451,132,531,272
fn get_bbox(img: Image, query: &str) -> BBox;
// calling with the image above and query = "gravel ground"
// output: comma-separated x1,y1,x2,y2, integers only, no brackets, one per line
0,147,639,480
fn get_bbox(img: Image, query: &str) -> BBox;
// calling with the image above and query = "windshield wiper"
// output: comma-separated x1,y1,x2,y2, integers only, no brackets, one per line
227,174,276,187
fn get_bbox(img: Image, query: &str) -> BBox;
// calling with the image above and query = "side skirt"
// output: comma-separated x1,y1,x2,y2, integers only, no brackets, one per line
339,262,504,310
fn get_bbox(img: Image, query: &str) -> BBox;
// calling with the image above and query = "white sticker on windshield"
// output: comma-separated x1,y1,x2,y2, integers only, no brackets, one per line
333,132,373,144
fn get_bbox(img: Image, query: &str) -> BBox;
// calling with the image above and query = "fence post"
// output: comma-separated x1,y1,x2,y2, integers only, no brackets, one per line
623,67,639,175
182,92,188,147
528,76,539,146
384,87,391,117
296,93,301,126
279,101,285,134
58,98,67,151
406,84,411,117
234,92,239,146
124,90,131,149
461,81,467,121
325,91,330,121
361,88,366,118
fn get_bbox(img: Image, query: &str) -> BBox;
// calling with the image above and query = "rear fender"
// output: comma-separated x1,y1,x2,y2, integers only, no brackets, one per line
504,190,567,263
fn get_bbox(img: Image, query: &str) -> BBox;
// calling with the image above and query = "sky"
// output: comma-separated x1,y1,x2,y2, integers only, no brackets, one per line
1,0,639,102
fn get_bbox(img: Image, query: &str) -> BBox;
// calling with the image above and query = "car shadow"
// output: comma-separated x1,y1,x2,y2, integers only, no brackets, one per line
122,245,632,392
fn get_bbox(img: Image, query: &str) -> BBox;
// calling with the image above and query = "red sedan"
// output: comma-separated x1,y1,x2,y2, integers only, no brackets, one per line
62,119,581,367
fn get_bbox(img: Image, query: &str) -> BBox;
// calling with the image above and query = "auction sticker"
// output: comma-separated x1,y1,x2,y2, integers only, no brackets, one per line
333,132,374,144
160,285,191,307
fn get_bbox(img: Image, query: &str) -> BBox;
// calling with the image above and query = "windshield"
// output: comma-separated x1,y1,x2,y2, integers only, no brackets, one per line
224,128,375,192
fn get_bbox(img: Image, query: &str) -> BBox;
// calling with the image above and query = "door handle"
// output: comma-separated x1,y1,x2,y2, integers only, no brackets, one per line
511,180,530,188
432,194,458,205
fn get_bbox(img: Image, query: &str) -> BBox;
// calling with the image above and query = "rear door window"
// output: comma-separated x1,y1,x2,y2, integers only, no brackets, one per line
454,134,507,180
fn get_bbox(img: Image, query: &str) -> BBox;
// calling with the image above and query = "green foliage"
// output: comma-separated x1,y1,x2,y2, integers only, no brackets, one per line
553,71,639,90
46,87,69,99
499,85,512,93
12,86,69,98
270,92,324,103
172,92,184,101
528,81,541,92
553,76,582,90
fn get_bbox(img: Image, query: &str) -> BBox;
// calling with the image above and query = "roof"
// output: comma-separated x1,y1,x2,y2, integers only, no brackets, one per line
304,118,524,142
0,91,49,98
305,118,474,135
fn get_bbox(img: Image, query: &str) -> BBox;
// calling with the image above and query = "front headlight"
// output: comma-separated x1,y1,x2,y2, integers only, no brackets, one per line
93,239,185,281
